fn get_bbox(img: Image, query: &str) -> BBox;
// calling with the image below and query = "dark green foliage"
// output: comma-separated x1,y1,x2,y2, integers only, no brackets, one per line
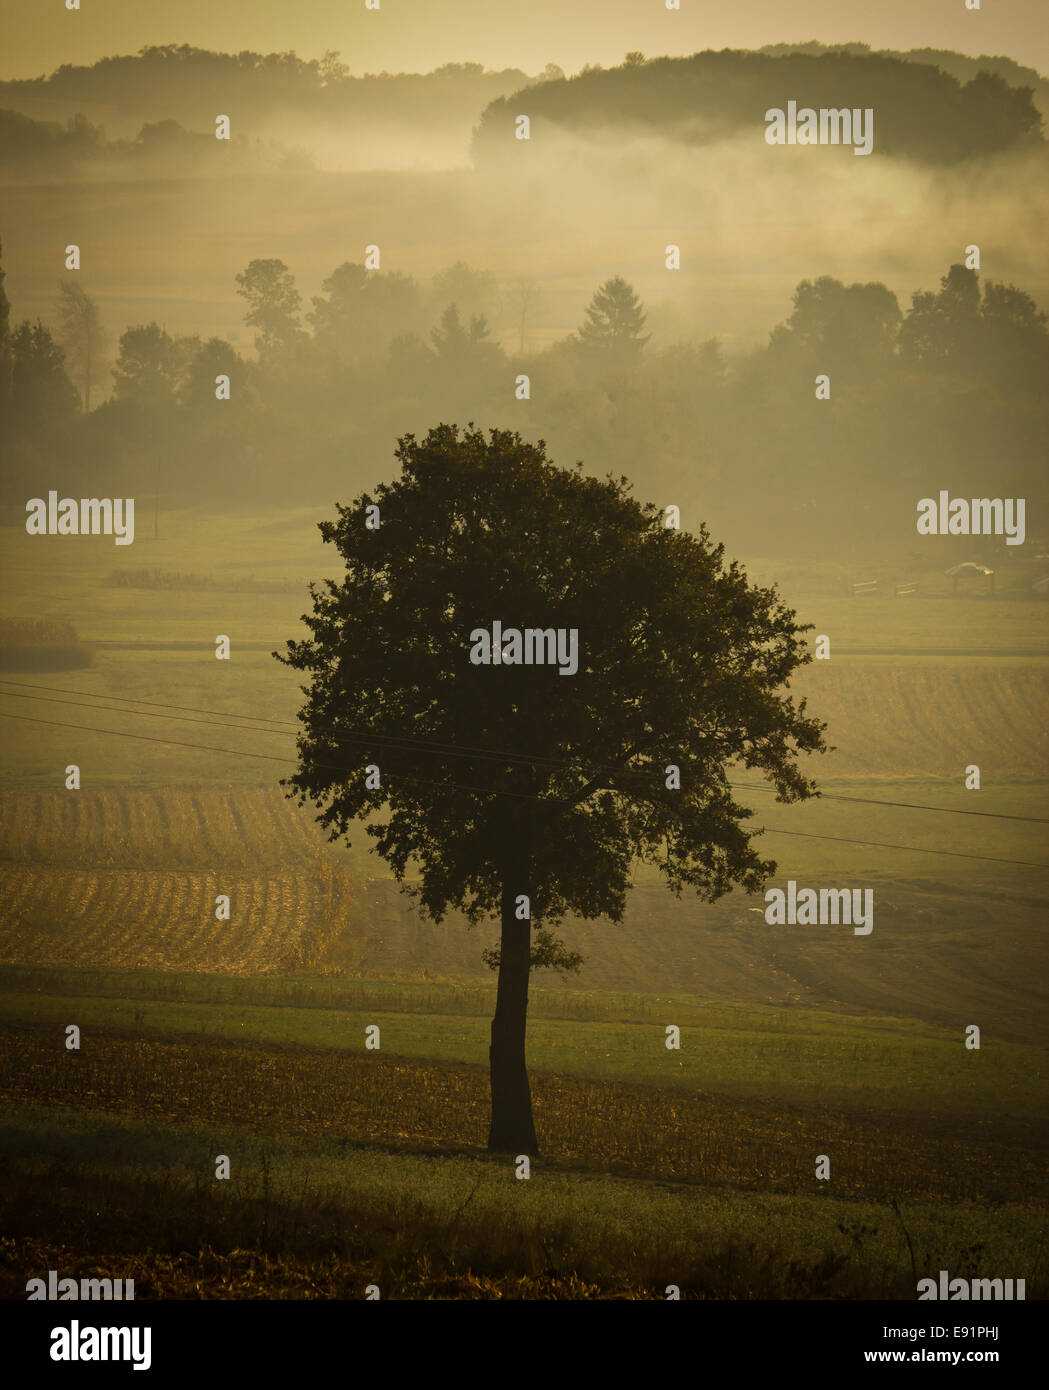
279,423,824,935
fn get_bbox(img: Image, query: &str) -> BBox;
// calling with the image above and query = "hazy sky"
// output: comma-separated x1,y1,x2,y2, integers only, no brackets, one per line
4,0,1048,81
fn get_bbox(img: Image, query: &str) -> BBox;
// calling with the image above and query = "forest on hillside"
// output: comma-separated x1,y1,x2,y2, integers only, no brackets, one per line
2,45,1043,175
0,49,548,170
472,50,1044,163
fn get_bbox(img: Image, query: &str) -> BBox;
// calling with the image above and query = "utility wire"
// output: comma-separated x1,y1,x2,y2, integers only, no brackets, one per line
756,826,1047,870
2,678,1046,825
2,709,1046,871
0,711,537,802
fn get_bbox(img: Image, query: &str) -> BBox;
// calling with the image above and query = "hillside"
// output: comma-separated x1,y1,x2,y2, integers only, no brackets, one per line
472,49,1044,163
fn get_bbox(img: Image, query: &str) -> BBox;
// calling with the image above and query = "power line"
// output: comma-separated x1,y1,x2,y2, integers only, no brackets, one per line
0,711,536,802
0,689,556,797
740,784,1049,825
757,826,1048,870
2,677,1046,825
2,709,1046,872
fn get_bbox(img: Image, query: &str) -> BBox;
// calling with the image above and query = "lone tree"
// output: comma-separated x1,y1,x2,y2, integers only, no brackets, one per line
278,424,825,1154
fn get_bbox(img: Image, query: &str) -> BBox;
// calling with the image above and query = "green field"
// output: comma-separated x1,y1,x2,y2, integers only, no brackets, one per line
3,968,1045,1117
5,1102,1041,1301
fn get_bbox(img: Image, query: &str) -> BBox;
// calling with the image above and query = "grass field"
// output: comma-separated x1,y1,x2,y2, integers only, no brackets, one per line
0,508,1046,1297
3,507,1048,647
3,967,1046,1118
1,511,1046,791
5,1102,1042,1300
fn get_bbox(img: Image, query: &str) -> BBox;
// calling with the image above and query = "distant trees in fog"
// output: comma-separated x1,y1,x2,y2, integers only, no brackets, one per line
235,260,304,358
1,238,1045,556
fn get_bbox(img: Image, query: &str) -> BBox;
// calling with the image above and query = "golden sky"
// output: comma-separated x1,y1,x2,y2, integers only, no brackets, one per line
4,0,1047,81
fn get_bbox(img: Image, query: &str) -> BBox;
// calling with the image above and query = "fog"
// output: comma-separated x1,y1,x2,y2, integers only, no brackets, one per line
3,118,1047,355
2,45,1047,563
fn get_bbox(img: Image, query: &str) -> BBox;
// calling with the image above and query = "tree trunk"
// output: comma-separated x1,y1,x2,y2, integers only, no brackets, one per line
487,867,538,1154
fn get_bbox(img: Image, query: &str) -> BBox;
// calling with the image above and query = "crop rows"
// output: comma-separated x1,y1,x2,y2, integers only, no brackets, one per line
0,785,341,869
790,663,1049,779
0,863,353,974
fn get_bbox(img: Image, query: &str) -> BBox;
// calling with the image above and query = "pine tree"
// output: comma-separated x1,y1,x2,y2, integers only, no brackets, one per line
577,276,650,359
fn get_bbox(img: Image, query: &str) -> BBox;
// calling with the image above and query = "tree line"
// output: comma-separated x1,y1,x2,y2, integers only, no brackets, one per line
0,107,308,175
1,245,1045,556
0,47,548,133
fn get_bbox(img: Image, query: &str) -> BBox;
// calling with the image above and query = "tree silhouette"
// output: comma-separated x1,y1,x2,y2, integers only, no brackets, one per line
277,424,825,1154
112,323,181,407
577,276,650,360
980,279,1049,392
770,276,901,371
9,321,79,437
235,258,302,357
430,303,497,363
899,263,981,373
179,337,242,409
900,264,1049,390
310,262,423,362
